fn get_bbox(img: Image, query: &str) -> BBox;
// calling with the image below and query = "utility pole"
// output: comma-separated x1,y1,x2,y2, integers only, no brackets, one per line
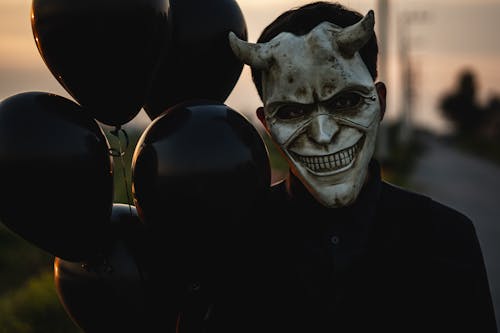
375,0,389,162
397,10,428,144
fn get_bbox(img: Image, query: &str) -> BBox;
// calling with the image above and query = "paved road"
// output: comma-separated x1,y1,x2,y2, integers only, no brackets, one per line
408,135,500,330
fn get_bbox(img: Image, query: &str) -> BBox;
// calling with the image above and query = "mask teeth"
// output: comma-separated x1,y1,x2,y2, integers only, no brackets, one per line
295,139,362,172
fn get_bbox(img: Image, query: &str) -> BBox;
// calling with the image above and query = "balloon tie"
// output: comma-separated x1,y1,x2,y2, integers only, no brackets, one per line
109,126,133,217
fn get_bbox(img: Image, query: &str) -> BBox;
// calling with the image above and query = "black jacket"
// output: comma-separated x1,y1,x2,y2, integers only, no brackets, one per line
181,161,497,333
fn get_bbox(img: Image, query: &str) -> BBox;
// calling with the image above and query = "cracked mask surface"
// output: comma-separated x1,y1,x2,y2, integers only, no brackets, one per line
229,14,380,207
230,15,381,207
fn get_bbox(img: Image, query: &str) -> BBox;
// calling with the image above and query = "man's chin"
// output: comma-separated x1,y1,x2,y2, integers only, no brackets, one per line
311,182,360,208
292,153,371,208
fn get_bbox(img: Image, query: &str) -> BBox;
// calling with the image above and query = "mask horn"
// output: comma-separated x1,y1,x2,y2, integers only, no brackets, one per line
228,32,271,70
336,10,375,58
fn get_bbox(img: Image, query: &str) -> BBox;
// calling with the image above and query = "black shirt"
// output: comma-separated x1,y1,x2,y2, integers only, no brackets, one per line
185,160,497,333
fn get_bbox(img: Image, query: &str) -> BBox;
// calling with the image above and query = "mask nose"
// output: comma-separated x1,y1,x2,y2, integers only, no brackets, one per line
307,114,339,144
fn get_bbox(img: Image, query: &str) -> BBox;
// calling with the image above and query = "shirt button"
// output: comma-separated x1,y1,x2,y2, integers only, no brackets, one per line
330,235,340,245
188,281,201,293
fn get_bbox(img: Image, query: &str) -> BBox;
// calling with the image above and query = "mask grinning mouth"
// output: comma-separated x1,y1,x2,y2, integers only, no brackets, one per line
291,137,364,174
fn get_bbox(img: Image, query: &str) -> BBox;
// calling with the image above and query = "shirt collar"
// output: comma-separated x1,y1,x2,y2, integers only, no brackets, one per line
283,159,382,218
277,160,383,272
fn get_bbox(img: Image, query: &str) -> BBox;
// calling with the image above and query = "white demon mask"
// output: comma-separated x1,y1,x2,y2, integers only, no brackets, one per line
229,11,382,208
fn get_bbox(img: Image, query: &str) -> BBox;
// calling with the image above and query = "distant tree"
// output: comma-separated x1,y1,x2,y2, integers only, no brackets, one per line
439,69,483,136
438,70,500,164
481,95,500,140
484,95,500,119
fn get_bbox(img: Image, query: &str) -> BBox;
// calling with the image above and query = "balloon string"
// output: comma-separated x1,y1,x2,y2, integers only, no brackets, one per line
109,126,133,217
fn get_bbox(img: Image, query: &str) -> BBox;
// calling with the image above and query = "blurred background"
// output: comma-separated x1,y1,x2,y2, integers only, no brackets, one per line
1,0,499,331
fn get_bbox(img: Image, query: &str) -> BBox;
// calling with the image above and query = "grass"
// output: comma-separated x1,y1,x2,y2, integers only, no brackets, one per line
0,226,52,295
0,271,81,333
104,125,143,205
0,225,82,333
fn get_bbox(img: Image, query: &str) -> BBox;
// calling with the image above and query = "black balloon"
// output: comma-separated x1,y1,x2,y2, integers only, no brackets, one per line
131,102,271,332
0,92,113,261
131,100,270,227
31,0,171,126
54,204,151,333
143,0,247,120
131,101,271,331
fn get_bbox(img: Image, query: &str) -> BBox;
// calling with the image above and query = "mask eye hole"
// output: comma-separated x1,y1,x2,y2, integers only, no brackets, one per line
327,92,362,110
275,105,309,120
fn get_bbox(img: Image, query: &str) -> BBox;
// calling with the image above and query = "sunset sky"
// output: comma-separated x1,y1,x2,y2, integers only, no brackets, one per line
1,0,500,133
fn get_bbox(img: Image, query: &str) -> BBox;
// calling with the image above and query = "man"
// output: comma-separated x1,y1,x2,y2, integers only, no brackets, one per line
225,2,497,332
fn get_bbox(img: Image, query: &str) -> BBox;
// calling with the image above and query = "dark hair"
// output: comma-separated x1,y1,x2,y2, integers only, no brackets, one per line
251,1,379,100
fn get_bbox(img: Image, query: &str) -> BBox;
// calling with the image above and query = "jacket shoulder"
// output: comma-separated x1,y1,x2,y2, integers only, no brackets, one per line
380,181,473,226
379,182,482,266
